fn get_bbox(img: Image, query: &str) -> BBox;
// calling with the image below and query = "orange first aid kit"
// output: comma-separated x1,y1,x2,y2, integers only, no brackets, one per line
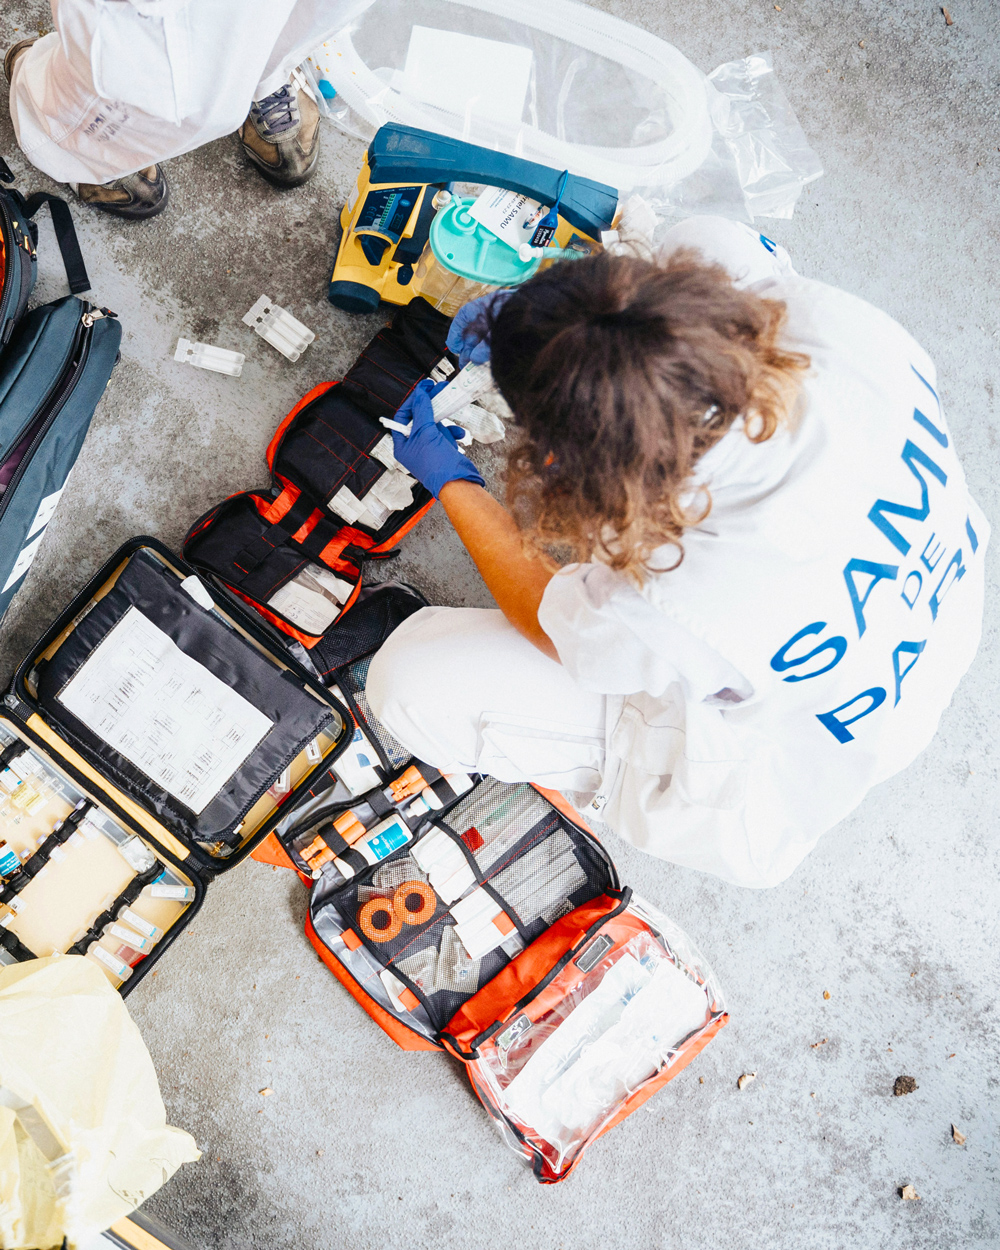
260,638,729,1183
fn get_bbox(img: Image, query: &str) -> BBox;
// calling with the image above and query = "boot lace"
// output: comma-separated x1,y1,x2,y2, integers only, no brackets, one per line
252,85,299,137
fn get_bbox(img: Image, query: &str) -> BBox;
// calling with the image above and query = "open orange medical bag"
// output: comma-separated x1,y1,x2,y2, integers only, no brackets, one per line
182,298,450,649
260,630,728,1182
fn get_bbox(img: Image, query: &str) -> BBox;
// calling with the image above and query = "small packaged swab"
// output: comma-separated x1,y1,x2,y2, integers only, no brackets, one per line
87,943,132,982
149,881,195,901
118,906,162,941
105,922,155,954
174,338,245,377
242,295,315,362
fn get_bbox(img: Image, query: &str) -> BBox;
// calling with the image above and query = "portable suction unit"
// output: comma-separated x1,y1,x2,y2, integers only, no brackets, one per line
328,124,619,315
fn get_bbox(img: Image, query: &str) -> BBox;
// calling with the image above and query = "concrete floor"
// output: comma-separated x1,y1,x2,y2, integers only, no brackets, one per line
1,2,998,1247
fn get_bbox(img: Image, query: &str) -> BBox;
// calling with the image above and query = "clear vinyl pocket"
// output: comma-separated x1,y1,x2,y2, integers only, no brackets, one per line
446,894,728,1182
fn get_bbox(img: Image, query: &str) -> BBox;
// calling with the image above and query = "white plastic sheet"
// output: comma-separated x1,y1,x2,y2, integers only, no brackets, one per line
0,956,199,1249
304,0,821,222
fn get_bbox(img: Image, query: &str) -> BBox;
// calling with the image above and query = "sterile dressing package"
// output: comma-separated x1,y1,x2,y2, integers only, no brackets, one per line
307,1,821,224
0,539,350,992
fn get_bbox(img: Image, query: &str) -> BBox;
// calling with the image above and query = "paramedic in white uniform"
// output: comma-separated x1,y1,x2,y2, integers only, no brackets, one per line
368,217,989,889
4,0,368,216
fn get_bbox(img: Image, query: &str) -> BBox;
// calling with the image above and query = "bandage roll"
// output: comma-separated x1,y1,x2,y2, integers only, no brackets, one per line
393,880,437,926
359,897,403,943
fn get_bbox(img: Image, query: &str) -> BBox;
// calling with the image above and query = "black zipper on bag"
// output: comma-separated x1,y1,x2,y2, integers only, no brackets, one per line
0,195,19,340
0,304,98,525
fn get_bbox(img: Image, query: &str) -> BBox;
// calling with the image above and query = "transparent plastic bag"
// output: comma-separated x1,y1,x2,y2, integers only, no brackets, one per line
305,0,820,222
0,956,198,1248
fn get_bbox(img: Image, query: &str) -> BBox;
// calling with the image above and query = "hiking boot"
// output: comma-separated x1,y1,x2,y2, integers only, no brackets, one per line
3,37,36,84
238,72,320,188
5,36,168,220
71,167,169,220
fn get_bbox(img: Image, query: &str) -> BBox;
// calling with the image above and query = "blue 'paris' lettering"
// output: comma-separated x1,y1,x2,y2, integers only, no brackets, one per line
817,688,887,743
892,640,926,704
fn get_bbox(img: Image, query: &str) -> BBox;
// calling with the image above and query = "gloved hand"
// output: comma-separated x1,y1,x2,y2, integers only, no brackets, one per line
381,380,485,498
446,289,514,368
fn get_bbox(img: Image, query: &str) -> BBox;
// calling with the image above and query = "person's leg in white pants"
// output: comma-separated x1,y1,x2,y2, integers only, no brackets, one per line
366,606,610,800
7,0,360,185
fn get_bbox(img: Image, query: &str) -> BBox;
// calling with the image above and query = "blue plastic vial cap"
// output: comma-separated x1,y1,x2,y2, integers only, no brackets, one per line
429,197,540,286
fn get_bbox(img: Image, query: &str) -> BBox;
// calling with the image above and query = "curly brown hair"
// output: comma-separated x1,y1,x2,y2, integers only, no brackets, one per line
487,248,810,582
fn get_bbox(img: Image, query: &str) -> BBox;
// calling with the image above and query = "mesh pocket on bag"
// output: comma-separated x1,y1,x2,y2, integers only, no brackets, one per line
337,654,410,769
441,780,552,872
325,780,618,1033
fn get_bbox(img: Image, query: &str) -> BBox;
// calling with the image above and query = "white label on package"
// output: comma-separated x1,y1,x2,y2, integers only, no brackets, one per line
269,567,352,634
57,606,272,814
468,187,548,251
401,27,533,125
333,726,382,796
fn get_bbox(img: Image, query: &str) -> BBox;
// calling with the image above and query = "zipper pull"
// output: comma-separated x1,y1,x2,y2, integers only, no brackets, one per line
81,307,118,327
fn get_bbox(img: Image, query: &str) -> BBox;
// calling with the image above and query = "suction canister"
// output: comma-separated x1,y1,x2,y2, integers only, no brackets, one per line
414,193,540,317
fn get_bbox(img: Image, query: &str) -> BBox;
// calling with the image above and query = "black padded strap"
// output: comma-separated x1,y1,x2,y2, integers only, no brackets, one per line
23,192,90,294
297,514,347,561
0,741,27,771
317,823,350,857
233,493,316,577
338,847,369,877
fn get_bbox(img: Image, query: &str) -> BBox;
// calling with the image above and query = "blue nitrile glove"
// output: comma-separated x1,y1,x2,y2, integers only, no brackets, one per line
380,380,485,498
446,289,515,368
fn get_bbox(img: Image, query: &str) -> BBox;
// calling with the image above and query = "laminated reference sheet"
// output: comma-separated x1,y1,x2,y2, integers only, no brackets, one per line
57,606,273,813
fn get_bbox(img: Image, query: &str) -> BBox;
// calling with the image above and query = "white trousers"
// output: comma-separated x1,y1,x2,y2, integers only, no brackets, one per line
366,607,613,803
8,0,365,184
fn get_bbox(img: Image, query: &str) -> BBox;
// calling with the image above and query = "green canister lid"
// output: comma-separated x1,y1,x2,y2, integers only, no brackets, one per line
429,196,540,285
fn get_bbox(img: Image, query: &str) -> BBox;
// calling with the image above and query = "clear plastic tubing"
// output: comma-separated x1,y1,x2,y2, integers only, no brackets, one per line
323,0,714,192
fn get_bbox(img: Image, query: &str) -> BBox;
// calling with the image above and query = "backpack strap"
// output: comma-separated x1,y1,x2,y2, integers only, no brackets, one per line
22,192,90,295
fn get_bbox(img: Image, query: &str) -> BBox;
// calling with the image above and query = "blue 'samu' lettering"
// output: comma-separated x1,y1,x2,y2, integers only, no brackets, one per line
868,439,948,556
770,622,847,682
843,559,898,637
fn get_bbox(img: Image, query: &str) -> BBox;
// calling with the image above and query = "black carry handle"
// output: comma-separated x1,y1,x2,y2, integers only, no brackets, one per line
23,192,91,294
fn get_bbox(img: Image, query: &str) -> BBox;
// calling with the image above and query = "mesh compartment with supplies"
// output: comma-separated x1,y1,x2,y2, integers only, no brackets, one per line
334,653,411,771
308,778,617,1036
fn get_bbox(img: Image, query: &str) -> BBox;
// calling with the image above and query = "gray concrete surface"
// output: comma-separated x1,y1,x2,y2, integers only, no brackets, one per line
1,2,998,1247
